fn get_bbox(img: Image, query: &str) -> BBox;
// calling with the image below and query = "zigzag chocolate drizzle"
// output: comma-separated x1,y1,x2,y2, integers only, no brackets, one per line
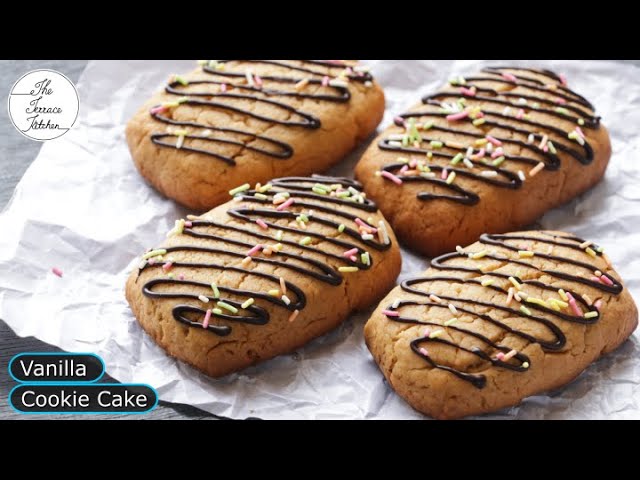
137,175,391,336
379,67,600,205
382,232,622,388
149,60,372,165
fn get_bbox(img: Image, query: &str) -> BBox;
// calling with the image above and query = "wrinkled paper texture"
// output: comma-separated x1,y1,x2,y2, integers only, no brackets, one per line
1,60,639,419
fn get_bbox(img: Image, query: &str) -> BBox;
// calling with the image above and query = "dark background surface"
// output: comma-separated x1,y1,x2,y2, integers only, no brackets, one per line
2,60,639,420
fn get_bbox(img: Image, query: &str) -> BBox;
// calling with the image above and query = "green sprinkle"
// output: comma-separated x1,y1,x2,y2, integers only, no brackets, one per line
402,134,410,146
429,329,444,339
422,121,434,131
210,283,220,299
547,141,557,155
361,252,370,266
451,153,464,165
338,224,346,233
312,186,328,195
430,141,443,149
299,213,309,222
596,246,604,253
241,298,255,309
492,156,505,167
258,183,273,193
142,249,167,260
299,237,312,246
217,301,238,314
254,193,268,201
520,306,532,316
555,107,569,115
173,75,189,86
473,118,486,126
337,191,351,198
584,311,599,319
339,267,359,273
212,308,223,315
444,319,458,327
229,183,250,196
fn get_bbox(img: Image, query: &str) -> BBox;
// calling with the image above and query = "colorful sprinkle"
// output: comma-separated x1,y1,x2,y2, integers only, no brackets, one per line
509,276,522,290
600,275,614,286
448,303,458,315
446,110,469,122
256,219,269,230
338,224,346,233
584,311,598,319
276,198,295,211
203,309,212,329
361,252,371,266
382,309,400,317
198,295,210,304
217,301,238,314
429,294,443,303
210,283,220,299
529,162,545,177
518,250,535,258
229,183,250,196
558,289,569,301
339,266,359,273
446,171,456,185
520,306,532,316
241,298,255,309
566,292,583,317
502,72,517,82
503,349,518,361
289,310,300,323
52,267,63,278
469,250,488,260
247,244,263,257
507,287,515,305
594,299,603,311
143,249,167,260
481,279,495,287
241,257,253,267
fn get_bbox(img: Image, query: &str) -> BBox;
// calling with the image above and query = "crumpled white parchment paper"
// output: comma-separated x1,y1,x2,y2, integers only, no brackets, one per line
1,60,639,419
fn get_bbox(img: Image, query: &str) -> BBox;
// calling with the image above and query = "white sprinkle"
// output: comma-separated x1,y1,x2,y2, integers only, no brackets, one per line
580,240,593,249
198,295,210,303
502,106,512,116
245,71,255,86
527,134,535,144
378,221,390,245
392,299,401,309
518,97,528,105
329,79,349,88
448,304,458,315
362,234,374,241
463,158,474,169
481,171,498,178
281,295,291,306
456,245,464,254
429,294,442,303
518,170,526,182
176,134,185,150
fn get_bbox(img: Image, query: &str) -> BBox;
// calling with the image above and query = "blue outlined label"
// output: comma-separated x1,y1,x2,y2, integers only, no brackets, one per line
9,384,158,415
9,353,105,384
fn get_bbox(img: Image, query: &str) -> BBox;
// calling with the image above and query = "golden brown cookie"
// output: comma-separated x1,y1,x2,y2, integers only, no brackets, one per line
355,67,611,257
126,60,385,210
365,230,637,419
126,175,401,377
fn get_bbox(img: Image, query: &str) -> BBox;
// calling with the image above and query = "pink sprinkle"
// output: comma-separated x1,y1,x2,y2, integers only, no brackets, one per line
162,262,173,272
355,218,374,231
486,135,502,147
346,67,354,75
184,221,193,228
52,267,63,278
559,74,568,86
566,292,583,317
516,109,525,119
350,255,357,262
441,169,448,180
471,148,486,160
594,299,603,311
381,170,403,186
276,198,295,211
491,148,504,159
419,347,429,356
326,60,345,66
148,259,156,265
460,87,476,97
394,116,406,127
178,274,185,281
591,276,602,284
422,328,431,338
446,110,469,122
343,248,359,258
220,83,227,93
382,310,399,317
256,219,269,230
600,275,614,286
247,244,263,257
576,126,586,139
543,145,549,152
409,158,418,169
254,75,263,87
203,309,212,329
555,97,566,104
322,76,330,87
476,111,485,118
502,72,517,82
399,165,409,174
150,106,167,115
496,352,506,361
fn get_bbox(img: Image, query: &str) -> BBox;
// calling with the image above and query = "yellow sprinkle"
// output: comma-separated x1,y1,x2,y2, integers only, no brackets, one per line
444,319,458,327
273,243,284,252
582,294,593,306
429,330,444,339
474,139,488,147
549,298,569,309
522,362,530,369
299,237,312,246
548,302,561,311
558,289,569,301
446,171,456,184
229,183,251,196
518,250,535,258
520,306,532,316
268,289,280,297
142,249,167,260
509,277,522,290
481,279,495,287
241,257,253,267
585,247,597,258
241,298,255,309
472,118,486,126
339,267,359,273
584,311,599,319
527,297,549,308
469,250,488,260
258,183,273,193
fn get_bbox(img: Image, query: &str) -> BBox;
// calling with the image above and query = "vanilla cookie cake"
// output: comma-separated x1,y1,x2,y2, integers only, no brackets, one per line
355,67,611,257
365,231,637,419
126,175,401,377
127,60,385,210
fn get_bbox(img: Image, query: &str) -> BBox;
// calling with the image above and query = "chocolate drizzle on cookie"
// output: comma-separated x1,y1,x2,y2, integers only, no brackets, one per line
149,60,373,165
382,232,622,388
378,67,599,205
137,175,392,336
